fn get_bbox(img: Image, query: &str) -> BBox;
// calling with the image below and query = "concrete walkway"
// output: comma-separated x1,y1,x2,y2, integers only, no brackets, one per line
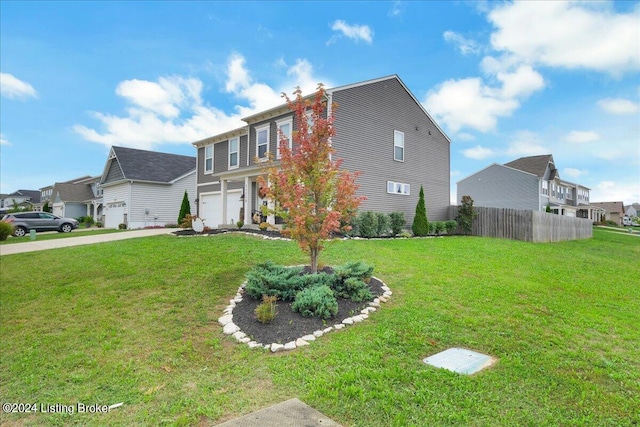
214,399,342,427
0,228,174,256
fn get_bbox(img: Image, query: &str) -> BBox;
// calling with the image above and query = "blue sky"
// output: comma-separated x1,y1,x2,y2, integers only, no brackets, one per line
1,1,639,204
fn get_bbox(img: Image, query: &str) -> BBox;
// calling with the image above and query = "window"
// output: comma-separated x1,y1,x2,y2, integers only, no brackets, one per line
394,130,404,162
276,119,292,158
305,110,313,134
228,137,239,169
387,181,410,195
205,145,213,173
256,125,270,160
542,180,548,195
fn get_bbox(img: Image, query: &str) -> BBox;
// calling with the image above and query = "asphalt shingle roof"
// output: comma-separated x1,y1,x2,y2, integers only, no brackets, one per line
53,182,96,202
504,154,554,178
112,146,196,183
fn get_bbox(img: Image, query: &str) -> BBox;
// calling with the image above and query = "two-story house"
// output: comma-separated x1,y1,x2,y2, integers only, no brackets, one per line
1,189,41,211
192,75,451,229
49,175,103,221
457,154,605,222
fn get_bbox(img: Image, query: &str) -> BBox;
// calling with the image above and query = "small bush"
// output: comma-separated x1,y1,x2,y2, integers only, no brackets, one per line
389,211,405,236
95,221,104,228
412,185,429,236
255,295,278,323
118,223,127,230
445,220,457,234
236,220,244,229
376,212,390,236
0,221,14,241
179,214,197,229
358,211,378,238
244,262,334,302
259,222,269,231
334,277,373,302
292,285,338,319
334,260,374,283
433,221,446,235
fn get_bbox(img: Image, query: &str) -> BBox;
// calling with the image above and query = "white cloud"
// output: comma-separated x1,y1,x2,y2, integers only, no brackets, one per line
565,130,600,144
424,77,518,133
443,31,481,55
505,131,549,157
388,1,404,17
462,145,496,160
496,65,545,99
597,98,639,115
73,53,327,150
0,72,38,100
563,168,587,179
591,181,640,205
0,133,10,146
329,20,373,44
488,1,640,75
456,133,475,141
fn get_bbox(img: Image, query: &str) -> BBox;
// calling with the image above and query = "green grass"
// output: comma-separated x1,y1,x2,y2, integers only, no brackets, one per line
0,228,124,245
1,229,638,426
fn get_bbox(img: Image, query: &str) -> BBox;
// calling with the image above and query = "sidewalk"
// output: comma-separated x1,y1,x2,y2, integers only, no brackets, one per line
0,228,174,256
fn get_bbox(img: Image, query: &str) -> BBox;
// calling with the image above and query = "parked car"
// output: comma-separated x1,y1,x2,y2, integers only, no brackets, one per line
1,211,80,237
622,215,633,226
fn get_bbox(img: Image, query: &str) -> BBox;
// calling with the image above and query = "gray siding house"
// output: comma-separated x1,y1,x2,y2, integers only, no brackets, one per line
192,75,451,228
458,154,603,221
50,175,103,220
100,146,196,229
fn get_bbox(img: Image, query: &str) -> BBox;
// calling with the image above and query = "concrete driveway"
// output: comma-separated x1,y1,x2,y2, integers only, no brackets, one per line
0,228,174,256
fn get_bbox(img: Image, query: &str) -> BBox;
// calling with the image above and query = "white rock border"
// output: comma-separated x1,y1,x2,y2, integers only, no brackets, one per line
218,277,392,353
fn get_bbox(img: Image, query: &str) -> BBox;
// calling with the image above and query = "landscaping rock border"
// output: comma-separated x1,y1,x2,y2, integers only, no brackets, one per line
218,278,392,353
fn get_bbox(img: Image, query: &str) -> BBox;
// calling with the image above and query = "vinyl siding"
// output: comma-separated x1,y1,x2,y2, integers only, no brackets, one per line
124,173,196,228
331,78,450,223
457,164,540,211
103,161,124,184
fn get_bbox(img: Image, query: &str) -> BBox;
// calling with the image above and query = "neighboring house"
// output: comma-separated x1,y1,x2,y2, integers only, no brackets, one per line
0,189,41,210
100,146,196,229
457,154,605,221
625,203,640,217
591,201,626,225
191,75,451,228
50,176,103,221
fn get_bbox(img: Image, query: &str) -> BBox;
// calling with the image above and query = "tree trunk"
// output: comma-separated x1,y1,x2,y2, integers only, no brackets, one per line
310,247,318,273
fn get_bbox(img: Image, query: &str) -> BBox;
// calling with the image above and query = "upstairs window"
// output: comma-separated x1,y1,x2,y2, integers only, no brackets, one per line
276,119,292,158
229,137,239,169
205,145,213,173
256,125,270,160
394,130,404,162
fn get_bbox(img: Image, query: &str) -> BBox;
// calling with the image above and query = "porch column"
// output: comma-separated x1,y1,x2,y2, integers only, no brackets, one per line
244,176,252,225
267,177,275,225
221,179,228,226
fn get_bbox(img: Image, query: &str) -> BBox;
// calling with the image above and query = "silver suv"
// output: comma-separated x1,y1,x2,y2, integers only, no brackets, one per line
1,211,79,237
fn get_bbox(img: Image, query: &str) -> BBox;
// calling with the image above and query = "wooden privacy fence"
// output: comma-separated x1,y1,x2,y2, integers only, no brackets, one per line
448,206,592,242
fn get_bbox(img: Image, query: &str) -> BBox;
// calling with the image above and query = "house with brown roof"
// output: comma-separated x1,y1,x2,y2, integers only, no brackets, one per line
590,201,626,225
457,154,604,221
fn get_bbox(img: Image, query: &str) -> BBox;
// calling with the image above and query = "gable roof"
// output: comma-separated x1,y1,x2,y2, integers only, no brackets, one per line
7,189,41,203
104,146,196,184
590,201,625,214
504,154,555,178
53,182,96,203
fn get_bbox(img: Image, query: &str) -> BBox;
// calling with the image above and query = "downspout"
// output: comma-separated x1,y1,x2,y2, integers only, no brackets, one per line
128,180,133,227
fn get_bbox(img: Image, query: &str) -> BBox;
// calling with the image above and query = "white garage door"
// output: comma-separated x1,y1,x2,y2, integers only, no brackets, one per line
105,202,126,229
200,190,243,228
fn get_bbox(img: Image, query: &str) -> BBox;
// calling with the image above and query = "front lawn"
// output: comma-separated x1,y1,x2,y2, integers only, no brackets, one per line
0,227,124,245
1,229,638,426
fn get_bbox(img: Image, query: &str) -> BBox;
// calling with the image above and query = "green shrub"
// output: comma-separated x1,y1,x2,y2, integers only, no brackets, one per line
245,262,333,302
333,260,373,283
292,285,338,319
389,211,405,236
412,185,429,236
456,195,477,235
334,277,373,302
95,221,103,228
178,190,191,225
0,221,14,241
433,221,446,235
358,211,378,238
375,212,390,236
445,220,457,234
236,220,244,229
118,223,127,230
255,295,278,323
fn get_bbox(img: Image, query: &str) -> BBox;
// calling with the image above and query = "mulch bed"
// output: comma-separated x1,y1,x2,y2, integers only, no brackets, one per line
231,270,385,345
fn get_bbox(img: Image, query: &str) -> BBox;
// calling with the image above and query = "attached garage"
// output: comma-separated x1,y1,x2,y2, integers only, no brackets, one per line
105,202,126,229
200,190,244,228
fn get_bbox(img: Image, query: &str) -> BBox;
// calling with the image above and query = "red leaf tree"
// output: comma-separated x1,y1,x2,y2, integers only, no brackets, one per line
258,84,365,272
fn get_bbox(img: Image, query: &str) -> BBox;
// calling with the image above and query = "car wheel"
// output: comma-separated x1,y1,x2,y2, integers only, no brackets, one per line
60,223,73,233
13,226,27,237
